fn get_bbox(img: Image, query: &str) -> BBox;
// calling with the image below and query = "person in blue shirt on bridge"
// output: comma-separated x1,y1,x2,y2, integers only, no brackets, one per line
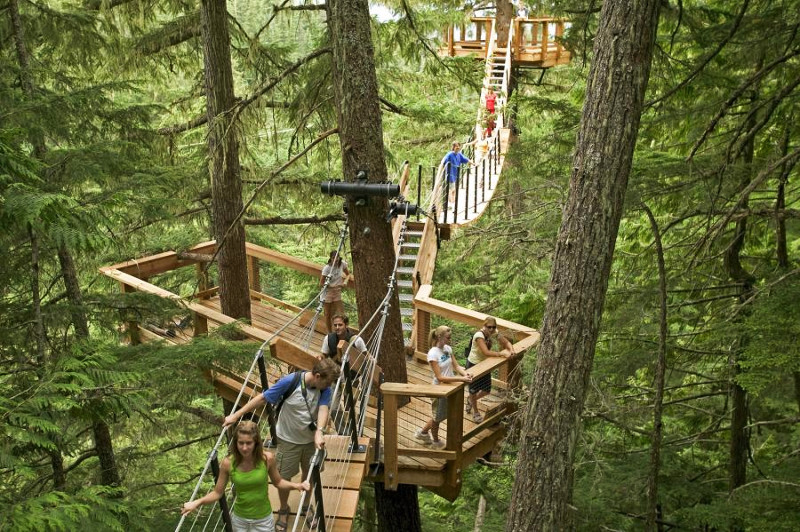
443,142,475,209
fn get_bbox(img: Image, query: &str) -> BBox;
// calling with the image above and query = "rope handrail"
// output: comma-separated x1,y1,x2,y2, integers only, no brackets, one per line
176,222,350,532
289,207,412,532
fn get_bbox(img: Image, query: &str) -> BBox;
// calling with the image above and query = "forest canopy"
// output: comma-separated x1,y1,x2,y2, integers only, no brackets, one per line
1,0,799,531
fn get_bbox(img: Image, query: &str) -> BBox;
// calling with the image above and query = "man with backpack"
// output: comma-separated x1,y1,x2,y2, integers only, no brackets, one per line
223,358,340,532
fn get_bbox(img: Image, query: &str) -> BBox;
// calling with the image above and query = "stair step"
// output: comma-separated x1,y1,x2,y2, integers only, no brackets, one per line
401,308,413,317
399,293,414,302
397,280,413,289
397,266,415,275
399,254,417,261
401,242,421,249
402,322,413,332
406,230,423,237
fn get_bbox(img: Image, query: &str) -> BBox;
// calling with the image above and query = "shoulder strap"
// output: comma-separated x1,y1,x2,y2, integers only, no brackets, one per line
326,333,338,357
275,371,303,414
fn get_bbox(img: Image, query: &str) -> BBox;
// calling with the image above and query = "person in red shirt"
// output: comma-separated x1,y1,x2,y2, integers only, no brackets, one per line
485,87,497,114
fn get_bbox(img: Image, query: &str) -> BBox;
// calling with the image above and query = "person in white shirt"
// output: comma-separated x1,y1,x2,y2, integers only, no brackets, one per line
414,326,472,449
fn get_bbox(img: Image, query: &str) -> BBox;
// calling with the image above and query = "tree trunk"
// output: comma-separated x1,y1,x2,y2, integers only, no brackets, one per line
200,0,251,321
643,205,668,531
49,449,66,491
57,246,122,487
326,0,407,386
326,0,412,523
506,1,661,530
495,0,514,46
374,483,421,532
92,420,121,486
28,224,47,364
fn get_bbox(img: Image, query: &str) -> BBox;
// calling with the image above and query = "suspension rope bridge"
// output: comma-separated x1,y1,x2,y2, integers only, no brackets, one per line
99,14,566,532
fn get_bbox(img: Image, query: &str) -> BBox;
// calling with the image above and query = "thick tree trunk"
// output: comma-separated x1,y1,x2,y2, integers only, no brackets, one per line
644,205,668,532
200,0,251,321
374,483,421,532
326,0,412,524
326,0,407,386
495,0,514,46
506,1,661,530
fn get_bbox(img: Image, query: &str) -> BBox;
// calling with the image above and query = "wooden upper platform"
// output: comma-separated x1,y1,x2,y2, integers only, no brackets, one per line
441,16,571,68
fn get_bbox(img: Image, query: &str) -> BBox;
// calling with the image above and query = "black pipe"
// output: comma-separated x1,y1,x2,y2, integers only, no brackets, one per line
320,180,400,198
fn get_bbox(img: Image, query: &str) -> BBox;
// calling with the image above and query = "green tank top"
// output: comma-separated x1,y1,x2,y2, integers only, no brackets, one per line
230,460,271,519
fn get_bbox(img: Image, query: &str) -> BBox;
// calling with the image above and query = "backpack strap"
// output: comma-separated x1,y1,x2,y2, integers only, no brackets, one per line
275,371,303,416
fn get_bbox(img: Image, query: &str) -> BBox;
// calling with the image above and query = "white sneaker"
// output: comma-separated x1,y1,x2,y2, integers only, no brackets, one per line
430,440,446,450
414,429,432,443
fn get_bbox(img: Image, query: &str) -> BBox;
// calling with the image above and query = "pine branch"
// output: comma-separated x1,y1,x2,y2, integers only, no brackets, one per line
379,96,406,115
277,4,326,11
157,48,331,136
84,0,136,10
135,13,202,56
646,0,750,109
688,46,800,160
244,214,345,225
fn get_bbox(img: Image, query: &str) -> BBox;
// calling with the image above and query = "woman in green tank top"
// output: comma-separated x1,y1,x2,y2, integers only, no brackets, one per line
181,421,310,531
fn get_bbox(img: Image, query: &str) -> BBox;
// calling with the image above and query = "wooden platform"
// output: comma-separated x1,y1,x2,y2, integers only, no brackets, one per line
440,16,572,69
102,231,539,529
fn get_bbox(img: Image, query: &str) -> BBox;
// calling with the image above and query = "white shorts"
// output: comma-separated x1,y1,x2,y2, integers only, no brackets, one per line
231,513,275,532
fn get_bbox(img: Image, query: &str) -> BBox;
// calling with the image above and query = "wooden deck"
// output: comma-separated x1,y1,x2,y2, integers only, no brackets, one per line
441,16,572,69
156,293,512,496
101,235,539,528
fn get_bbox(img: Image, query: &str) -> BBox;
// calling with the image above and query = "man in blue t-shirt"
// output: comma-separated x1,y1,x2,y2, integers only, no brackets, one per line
443,141,474,208
224,358,339,531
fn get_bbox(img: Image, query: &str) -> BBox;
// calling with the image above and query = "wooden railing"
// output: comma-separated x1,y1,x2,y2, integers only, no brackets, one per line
98,240,348,370
381,381,464,491
380,283,539,493
441,16,569,67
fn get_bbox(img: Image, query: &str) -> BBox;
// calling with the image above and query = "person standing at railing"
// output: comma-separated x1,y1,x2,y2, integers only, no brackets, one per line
223,358,340,532
443,142,476,210
415,326,473,449
181,420,310,532
320,250,350,334
465,317,515,423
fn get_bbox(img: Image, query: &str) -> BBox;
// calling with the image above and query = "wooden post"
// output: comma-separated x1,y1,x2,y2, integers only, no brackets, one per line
555,21,564,61
448,26,455,56
193,311,208,337
382,393,399,490
414,308,430,355
247,255,260,293
120,283,140,345
444,386,464,489
541,22,550,62
514,19,522,56
195,263,209,295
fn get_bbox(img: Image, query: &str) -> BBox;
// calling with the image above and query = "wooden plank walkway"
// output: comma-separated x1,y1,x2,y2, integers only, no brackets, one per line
268,435,371,532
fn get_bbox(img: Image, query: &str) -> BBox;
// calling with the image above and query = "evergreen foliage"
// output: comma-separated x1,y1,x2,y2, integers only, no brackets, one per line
1,0,799,529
